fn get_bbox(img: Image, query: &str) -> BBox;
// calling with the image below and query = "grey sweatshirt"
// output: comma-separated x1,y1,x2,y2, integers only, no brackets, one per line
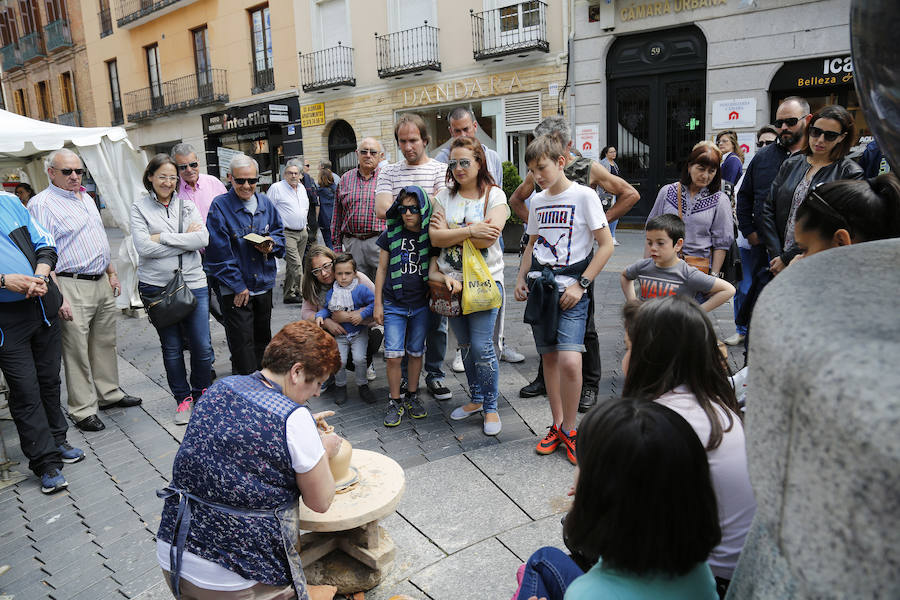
131,192,209,288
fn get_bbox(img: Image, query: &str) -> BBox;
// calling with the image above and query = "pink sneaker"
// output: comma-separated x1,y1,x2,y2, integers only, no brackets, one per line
174,397,193,426
511,563,526,600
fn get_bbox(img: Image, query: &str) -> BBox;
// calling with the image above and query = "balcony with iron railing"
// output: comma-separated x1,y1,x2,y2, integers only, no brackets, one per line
19,31,46,62
55,110,81,126
116,0,198,30
124,68,227,121
110,101,124,125
99,8,113,37
299,43,356,93
0,44,23,71
471,1,549,61
375,22,441,78
44,19,73,52
251,65,274,95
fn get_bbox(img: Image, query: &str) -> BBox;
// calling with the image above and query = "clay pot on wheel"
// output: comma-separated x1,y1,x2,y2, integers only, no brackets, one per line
322,428,357,489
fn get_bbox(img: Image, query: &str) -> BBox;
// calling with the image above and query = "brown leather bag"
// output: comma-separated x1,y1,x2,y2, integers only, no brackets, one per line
677,183,711,274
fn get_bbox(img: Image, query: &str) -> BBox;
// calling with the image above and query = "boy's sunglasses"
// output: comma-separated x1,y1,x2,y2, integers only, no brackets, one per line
311,261,333,275
757,140,776,147
808,126,844,142
397,205,421,215
448,159,473,170
54,167,85,175
233,177,259,185
177,162,199,171
773,116,806,128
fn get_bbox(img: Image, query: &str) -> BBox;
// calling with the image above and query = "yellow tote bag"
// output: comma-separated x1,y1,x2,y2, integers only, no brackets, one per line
461,238,502,315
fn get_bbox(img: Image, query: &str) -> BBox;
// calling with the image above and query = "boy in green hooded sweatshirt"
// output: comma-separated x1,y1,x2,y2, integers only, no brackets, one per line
374,186,435,427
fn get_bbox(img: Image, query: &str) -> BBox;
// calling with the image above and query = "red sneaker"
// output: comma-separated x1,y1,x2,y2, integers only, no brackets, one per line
536,424,562,455
560,428,577,465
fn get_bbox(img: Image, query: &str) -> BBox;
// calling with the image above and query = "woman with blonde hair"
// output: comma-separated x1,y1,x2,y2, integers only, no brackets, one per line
316,161,337,249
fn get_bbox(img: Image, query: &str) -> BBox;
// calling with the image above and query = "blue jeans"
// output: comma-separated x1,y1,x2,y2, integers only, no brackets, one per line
424,311,447,382
449,282,501,412
535,293,590,354
734,245,767,335
609,218,619,239
517,547,584,600
383,301,429,359
139,283,213,402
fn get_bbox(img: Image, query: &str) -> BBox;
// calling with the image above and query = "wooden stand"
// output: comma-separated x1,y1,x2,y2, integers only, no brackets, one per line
298,450,405,591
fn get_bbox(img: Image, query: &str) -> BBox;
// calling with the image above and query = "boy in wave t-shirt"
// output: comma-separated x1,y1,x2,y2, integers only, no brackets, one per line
514,135,614,466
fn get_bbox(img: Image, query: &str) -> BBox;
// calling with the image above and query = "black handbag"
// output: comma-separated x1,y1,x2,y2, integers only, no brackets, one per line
139,197,197,329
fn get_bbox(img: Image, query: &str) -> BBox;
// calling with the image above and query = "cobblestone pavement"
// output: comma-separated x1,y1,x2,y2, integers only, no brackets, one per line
0,228,743,599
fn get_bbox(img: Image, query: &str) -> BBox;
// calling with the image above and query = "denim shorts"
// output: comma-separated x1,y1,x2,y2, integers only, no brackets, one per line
535,294,589,354
383,300,429,359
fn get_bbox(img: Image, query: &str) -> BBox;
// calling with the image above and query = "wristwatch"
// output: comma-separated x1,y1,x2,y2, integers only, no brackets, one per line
38,274,50,284
578,276,592,290
0,274,5,289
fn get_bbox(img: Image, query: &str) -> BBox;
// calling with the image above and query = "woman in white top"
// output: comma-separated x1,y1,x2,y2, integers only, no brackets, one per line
428,137,509,436
621,296,756,594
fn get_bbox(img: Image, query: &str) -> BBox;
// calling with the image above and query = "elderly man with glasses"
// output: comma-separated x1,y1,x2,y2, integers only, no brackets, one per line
332,137,386,281
205,154,285,375
171,143,226,223
28,148,142,432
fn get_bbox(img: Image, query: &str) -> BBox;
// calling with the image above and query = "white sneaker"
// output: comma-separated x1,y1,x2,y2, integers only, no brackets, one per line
500,346,525,363
723,333,746,346
613,238,621,246
367,364,376,381
451,348,465,372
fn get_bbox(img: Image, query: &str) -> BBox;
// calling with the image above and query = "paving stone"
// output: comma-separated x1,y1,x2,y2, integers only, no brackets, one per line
41,551,108,590
410,537,520,600
466,438,574,521
116,564,167,598
28,518,88,545
0,576,54,598
32,530,97,559
366,579,432,600
66,574,122,600
128,580,172,600
495,514,568,562
423,445,461,463
397,455,529,554
395,454,429,470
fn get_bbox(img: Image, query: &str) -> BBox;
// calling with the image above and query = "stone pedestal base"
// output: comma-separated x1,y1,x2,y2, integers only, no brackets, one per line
300,523,395,594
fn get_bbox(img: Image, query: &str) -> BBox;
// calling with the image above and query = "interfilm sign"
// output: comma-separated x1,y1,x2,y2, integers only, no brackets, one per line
203,103,294,135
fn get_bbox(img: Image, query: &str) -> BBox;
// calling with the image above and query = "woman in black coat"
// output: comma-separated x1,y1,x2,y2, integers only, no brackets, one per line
761,105,864,274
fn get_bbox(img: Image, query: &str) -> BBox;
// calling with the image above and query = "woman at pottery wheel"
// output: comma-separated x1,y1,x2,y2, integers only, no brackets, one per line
156,320,342,600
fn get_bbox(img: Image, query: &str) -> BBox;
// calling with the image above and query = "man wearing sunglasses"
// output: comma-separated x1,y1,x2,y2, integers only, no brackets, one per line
728,97,811,347
28,148,142,432
205,154,285,375
172,143,226,223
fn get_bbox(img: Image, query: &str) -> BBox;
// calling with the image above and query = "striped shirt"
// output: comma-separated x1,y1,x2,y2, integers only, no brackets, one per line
28,183,110,275
375,159,447,202
332,166,384,251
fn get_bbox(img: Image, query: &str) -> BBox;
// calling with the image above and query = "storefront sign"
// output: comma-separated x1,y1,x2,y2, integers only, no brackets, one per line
575,124,601,161
216,146,242,175
301,103,326,127
269,104,289,123
620,0,728,22
712,98,756,129
771,55,854,90
401,73,522,107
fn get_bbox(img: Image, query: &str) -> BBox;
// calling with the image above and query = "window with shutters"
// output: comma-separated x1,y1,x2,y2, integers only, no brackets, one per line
14,88,28,116
44,0,66,22
35,80,52,120
59,71,75,113
0,8,18,46
19,0,40,34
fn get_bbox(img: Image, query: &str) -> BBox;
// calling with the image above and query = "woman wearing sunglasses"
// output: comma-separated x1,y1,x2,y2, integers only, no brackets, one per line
761,105,864,274
299,245,382,390
131,154,212,425
429,136,509,436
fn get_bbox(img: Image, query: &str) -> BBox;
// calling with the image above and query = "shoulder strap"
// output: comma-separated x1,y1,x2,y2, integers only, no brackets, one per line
177,196,183,271
677,183,683,220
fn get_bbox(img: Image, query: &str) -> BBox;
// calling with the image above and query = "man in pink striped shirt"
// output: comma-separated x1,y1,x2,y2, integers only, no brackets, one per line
172,143,226,223
28,149,141,432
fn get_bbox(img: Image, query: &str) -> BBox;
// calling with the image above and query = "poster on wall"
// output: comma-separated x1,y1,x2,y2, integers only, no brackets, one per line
712,98,757,129
216,147,242,178
575,124,601,161
737,132,756,167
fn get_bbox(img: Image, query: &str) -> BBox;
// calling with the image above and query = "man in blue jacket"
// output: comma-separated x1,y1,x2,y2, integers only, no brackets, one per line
205,154,285,375
0,191,83,494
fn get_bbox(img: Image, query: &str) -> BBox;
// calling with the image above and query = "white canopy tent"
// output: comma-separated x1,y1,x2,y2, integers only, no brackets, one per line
0,109,147,308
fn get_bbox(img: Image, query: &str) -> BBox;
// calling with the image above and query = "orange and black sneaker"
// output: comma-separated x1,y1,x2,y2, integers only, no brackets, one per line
560,428,577,465
536,424,562,455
